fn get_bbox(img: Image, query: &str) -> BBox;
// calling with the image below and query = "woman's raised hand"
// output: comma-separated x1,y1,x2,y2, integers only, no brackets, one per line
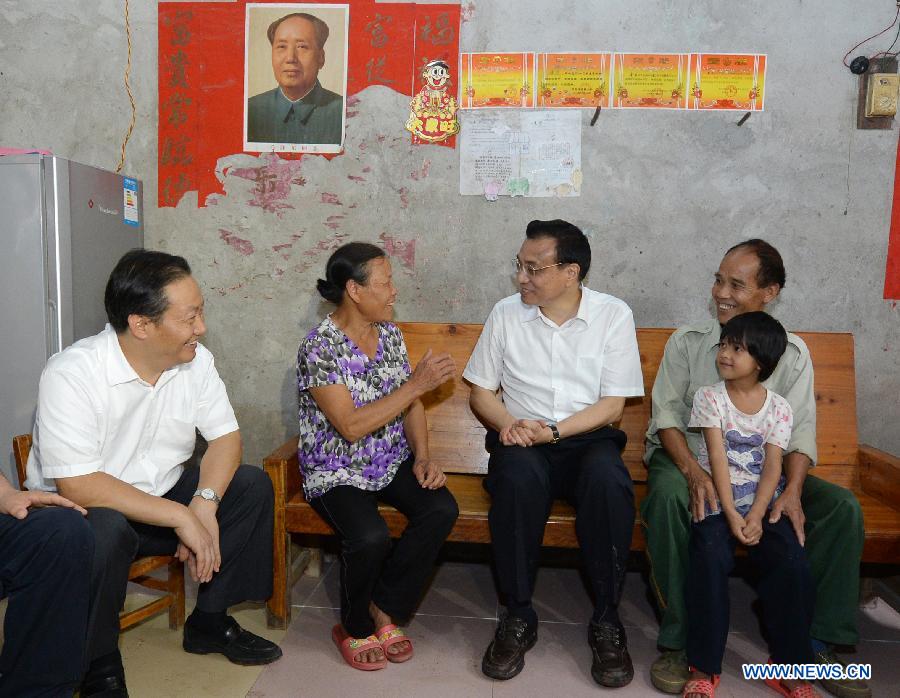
410,348,456,393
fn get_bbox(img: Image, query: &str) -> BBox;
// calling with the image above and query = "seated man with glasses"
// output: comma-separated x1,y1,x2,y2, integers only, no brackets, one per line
463,219,644,688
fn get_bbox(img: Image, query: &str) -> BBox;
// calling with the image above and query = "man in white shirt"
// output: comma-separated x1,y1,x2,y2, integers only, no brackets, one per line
464,220,644,687
26,250,281,698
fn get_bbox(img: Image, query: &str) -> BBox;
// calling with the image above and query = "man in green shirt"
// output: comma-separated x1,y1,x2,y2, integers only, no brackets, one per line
642,239,869,698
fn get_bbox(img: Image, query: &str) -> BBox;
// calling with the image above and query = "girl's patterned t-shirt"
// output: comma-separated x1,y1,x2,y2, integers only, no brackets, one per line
688,381,793,515
297,316,412,499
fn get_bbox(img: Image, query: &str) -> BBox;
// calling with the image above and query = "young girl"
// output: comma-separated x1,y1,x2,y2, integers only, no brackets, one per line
682,312,819,698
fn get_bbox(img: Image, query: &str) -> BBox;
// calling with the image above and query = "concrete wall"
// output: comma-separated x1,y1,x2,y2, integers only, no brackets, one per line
2,1,898,464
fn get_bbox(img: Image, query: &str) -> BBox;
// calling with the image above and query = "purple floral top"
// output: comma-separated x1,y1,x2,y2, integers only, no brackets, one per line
297,316,412,499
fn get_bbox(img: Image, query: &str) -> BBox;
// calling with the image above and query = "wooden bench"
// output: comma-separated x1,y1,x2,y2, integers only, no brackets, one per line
263,323,900,628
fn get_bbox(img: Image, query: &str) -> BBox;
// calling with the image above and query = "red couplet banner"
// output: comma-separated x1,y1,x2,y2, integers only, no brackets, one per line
886,132,900,299
158,0,460,208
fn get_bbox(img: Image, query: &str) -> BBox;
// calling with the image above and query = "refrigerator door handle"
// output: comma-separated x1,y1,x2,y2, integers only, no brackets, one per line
47,297,59,355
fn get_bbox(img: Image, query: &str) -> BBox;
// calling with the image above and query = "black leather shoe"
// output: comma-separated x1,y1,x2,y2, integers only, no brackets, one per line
588,620,634,687
183,616,283,665
80,671,129,697
481,615,538,680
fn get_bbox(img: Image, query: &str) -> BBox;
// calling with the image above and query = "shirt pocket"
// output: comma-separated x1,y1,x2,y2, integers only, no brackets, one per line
571,356,603,403
158,410,198,466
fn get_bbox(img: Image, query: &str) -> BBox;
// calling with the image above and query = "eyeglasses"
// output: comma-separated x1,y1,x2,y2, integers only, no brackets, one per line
512,259,564,277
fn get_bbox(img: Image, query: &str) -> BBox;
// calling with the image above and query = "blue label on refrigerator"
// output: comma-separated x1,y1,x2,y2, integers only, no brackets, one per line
123,177,139,227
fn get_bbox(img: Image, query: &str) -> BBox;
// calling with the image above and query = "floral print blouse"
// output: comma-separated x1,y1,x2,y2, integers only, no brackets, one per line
296,316,411,499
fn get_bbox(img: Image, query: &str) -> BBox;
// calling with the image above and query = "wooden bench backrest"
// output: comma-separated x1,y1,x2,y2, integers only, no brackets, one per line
398,322,858,485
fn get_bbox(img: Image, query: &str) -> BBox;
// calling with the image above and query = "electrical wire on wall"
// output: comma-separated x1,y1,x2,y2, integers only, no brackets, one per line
869,19,900,68
116,0,136,174
843,4,900,73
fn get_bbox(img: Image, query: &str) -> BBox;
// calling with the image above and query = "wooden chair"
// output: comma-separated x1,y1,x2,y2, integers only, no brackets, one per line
13,434,185,631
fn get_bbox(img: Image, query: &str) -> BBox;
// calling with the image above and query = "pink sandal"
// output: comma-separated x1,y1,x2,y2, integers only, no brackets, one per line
682,669,720,697
375,624,414,663
331,624,387,671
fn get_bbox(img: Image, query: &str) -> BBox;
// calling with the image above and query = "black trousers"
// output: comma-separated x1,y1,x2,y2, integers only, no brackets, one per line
483,427,634,620
84,464,274,662
310,456,459,638
686,513,815,676
0,507,94,698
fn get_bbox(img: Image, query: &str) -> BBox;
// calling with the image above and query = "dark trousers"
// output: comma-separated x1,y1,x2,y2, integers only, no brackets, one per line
310,456,459,638
85,464,274,662
0,507,94,698
686,514,815,676
483,427,634,621
642,449,863,649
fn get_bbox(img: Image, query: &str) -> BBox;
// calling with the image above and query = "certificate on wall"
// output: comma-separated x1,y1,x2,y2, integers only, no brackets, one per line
537,53,611,108
459,52,535,108
688,53,766,111
459,109,582,198
612,53,690,109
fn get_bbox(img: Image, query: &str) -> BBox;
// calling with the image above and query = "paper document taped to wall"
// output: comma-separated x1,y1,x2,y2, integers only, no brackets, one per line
459,110,582,198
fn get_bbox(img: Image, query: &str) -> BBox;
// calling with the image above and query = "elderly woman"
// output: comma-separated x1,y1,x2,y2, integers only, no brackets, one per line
297,242,459,671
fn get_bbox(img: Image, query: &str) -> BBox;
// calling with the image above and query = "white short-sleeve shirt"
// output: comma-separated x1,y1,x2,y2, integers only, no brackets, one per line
463,288,644,422
25,325,239,496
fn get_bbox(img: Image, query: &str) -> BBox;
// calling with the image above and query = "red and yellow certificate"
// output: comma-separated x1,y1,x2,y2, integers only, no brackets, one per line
459,52,535,108
612,53,690,109
688,53,766,110
536,53,611,108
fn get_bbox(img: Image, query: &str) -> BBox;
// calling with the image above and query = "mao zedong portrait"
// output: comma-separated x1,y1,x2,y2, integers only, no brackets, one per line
247,12,344,145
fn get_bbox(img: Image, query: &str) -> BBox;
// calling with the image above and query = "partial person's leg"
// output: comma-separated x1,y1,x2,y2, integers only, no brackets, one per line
82,507,139,695
685,514,735,677
561,429,633,625
310,485,392,639
559,428,635,688
750,517,814,665
372,456,459,622
640,449,692,651
153,465,281,665
483,440,554,624
0,508,94,698
801,475,863,646
481,438,553,679
800,475,870,697
154,465,275,612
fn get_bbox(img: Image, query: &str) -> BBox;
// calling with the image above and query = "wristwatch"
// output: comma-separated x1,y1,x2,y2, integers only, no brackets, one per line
547,422,561,445
193,487,221,504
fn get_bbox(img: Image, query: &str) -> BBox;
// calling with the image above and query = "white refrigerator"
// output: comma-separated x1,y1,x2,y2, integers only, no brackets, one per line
0,154,143,485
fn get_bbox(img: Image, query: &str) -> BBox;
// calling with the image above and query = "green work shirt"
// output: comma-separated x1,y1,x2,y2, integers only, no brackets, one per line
644,317,817,466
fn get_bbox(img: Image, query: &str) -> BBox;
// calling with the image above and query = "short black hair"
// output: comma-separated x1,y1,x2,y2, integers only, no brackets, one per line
105,249,192,333
267,12,329,49
316,242,386,304
525,219,591,280
719,311,788,382
726,239,786,289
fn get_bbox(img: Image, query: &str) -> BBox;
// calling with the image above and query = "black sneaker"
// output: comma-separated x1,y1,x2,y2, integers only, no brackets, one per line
481,614,538,680
183,615,283,665
588,620,634,687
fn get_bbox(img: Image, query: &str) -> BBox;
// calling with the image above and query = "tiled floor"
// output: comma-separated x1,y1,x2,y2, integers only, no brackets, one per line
2,558,898,697
246,557,900,697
